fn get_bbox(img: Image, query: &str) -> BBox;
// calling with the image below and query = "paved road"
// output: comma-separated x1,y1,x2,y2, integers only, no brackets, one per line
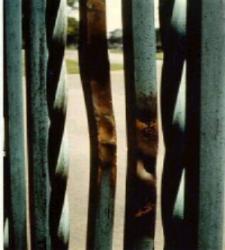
66,64,165,249
66,48,164,250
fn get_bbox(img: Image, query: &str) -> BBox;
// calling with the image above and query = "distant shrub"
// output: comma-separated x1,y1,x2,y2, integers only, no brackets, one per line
67,17,79,47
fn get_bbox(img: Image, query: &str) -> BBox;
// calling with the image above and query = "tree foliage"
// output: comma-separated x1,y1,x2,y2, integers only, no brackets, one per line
67,17,79,46
67,0,78,7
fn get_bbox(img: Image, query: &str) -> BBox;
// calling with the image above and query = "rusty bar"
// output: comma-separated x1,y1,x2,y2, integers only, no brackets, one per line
4,0,27,249
186,0,225,249
24,0,51,249
46,0,69,249
122,0,158,249
159,0,187,249
78,0,117,249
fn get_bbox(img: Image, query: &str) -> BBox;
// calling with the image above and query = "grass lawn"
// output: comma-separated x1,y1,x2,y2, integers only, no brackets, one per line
66,60,80,74
66,59,124,74
66,52,163,74
109,48,123,54
156,51,164,60
22,51,163,75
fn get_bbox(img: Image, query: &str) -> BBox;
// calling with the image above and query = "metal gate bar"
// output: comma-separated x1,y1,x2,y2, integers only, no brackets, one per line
186,0,225,249
46,0,69,248
78,0,117,249
159,0,187,248
122,0,158,249
24,0,51,249
4,1,225,250
4,0,27,249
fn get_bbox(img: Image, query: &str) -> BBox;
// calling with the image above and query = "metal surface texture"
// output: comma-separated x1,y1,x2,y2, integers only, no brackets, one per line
24,0,51,248
78,0,117,249
186,0,225,249
46,0,69,248
1,1,4,248
159,0,187,249
4,0,27,249
122,0,158,249
4,1,225,249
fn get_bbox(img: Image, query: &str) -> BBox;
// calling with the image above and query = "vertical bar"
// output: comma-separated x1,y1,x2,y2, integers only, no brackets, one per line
4,0,27,249
122,0,158,249
46,0,69,249
159,0,187,248
24,0,51,249
78,1,117,249
186,0,225,249
0,0,3,247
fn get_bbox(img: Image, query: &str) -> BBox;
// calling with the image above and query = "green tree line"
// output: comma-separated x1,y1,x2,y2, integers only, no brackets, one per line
22,0,79,48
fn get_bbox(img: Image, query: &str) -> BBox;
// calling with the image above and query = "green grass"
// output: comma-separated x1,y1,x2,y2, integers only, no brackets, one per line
23,51,163,75
66,44,78,50
66,59,123,74
109,48,123,54
66,60,80,74
110,63,124,71
156,51,164,60
65,54,164,74
109,49,163,59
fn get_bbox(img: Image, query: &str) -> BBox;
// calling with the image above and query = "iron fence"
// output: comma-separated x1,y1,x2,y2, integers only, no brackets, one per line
3,0,225,249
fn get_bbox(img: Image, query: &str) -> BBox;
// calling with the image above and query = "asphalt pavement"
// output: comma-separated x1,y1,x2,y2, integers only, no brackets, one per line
66,51,164,249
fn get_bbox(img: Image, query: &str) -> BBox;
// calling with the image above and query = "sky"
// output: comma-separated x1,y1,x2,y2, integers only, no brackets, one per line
67,0,159,32
106,0,159,31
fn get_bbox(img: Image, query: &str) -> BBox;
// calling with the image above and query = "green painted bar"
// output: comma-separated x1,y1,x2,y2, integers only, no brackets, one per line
122,0,158,249
186,0,225,249
46,0,69,249
24,0,51,249
159,0,187,248
0,1,3,247
79,0,117,249
4,0,27,249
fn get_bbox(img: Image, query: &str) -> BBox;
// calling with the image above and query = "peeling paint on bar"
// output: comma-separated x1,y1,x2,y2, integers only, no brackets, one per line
78,0,117,249
122,0,158,249
4,0,27,249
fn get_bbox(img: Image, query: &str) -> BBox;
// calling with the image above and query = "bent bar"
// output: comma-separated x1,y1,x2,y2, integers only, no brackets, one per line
122,0,158,249
78,0,117,249
159,0,187,248
46,0,69,248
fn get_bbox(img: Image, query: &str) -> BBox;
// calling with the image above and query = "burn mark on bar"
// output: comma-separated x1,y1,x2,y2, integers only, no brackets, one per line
132,93,158,223
79,0,117,247
136,92,157,122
